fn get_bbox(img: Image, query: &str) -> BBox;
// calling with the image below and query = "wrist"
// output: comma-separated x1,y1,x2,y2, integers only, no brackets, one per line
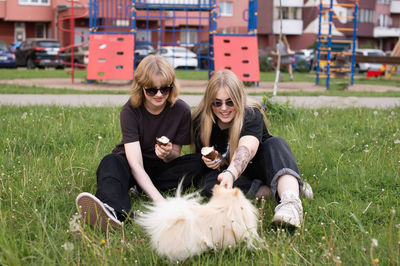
222,169,236,184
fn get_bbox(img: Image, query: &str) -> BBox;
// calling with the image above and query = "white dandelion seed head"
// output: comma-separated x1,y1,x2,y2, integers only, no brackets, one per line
373,111,378,115
363,149,370,153
98,136,102,140
372,238,378,247
310,134,315,139
21,112,27,120
314,111,319,117
61,242,74,251
394,139,400,145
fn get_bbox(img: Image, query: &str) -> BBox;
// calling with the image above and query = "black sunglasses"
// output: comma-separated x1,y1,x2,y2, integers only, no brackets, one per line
144,84,173,96
212,99,234,107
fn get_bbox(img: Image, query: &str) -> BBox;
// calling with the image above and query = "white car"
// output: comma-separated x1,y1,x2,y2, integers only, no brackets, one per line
156,46,197,69
355,49,385,72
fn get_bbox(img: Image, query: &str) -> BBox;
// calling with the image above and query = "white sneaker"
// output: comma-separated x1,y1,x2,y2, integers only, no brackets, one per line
76,192,122,232
272,194,303,228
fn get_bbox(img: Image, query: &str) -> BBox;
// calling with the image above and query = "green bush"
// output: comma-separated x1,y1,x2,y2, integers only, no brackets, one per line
259,55,274,72
295,60,310,73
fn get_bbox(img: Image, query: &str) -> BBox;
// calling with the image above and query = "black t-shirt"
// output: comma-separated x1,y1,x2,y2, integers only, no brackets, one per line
113,99,191,160
194,107,272,157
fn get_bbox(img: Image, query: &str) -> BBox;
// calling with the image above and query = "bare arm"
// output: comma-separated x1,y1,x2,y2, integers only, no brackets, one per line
125,142,164,202
218,135,260,188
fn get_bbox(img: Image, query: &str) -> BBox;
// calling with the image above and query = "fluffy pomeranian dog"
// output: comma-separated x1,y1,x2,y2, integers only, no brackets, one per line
136,184,262,261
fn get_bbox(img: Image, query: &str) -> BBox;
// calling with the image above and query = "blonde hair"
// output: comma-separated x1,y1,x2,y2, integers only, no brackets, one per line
130,55,179,107
192,70,267,160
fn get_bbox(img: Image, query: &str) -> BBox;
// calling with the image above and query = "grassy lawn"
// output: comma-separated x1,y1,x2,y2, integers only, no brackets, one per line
0,69,399,97
0,103,399,265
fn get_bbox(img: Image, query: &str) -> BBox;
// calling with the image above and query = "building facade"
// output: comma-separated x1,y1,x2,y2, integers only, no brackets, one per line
0,0,398,53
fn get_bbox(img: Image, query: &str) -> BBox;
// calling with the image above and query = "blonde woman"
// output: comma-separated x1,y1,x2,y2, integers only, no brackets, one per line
192,70,304,228
76,55,205,231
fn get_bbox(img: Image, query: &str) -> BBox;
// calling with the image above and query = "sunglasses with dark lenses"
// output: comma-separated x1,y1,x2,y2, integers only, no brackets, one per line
144,84,173,96
212,99,234,107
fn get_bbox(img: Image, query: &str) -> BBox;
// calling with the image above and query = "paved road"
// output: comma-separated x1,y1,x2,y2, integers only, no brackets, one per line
1,94,400,108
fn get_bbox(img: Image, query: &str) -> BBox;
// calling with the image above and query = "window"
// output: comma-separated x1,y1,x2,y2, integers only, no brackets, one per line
220,2,233,17
274,7,302,20
19,0,50,6
35,23,46,38
180,29,197,47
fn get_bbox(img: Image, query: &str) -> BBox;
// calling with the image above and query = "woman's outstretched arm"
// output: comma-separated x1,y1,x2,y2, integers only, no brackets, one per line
218,135,259,188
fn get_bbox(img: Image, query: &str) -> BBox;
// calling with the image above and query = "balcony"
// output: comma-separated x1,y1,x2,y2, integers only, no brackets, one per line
273,19,303,35
390,0,400,13
373,26,400,37
273,0,304,7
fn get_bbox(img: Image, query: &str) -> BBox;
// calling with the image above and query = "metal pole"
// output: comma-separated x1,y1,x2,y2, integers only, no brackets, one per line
71,0,75,84
316,1,323,85
350,2,358,86
326,0,333,90
273,0,283,97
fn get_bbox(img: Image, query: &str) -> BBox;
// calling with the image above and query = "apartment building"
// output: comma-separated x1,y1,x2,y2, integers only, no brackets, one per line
0,0,248,48
0,0,398,52
258,0,399,52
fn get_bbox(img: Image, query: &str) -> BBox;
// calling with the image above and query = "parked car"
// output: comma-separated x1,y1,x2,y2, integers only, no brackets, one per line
190,43,209,70
0,41,16,68
155,46,197,69
355,49,385,72
293,49,314,71
15,39,64,69
61,44,89,68
134,42,155,67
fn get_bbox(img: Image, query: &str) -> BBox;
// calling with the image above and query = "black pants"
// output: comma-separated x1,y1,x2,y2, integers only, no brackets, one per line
199,137,303,201
95,153,207,219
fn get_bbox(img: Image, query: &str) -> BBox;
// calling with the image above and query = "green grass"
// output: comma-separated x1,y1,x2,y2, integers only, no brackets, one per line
0,104,399,265
0,84,130,95
2,69,399,86
0,69,87,80
248,90,400,97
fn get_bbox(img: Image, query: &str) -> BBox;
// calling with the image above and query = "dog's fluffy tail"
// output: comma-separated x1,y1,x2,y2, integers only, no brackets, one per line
136,183,205,261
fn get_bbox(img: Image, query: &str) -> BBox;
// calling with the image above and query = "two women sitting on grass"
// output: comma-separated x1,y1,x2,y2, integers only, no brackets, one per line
76,55,304,231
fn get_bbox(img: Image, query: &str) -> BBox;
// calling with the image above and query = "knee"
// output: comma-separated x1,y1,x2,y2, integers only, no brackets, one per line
263,136,290,150
97,154,130,177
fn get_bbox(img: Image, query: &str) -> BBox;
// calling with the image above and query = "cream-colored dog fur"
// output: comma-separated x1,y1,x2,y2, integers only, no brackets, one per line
136,184,261,261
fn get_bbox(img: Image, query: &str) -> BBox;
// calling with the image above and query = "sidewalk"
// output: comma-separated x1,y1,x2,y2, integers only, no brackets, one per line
1,94,400,108
1,78,399,108
2,78,400,93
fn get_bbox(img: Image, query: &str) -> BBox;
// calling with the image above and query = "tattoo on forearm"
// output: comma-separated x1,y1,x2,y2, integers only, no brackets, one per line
233,146,251,176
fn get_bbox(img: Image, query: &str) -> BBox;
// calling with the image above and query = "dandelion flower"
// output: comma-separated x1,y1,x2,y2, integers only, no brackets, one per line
62,242,74,251
101,239,106,245
69,213,81,232
374,258,379,263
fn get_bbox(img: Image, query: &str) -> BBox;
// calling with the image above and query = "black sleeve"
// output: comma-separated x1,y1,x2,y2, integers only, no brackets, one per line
120,101,140,144
240,108,264,142
192,117,203,153
172,101,191,145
